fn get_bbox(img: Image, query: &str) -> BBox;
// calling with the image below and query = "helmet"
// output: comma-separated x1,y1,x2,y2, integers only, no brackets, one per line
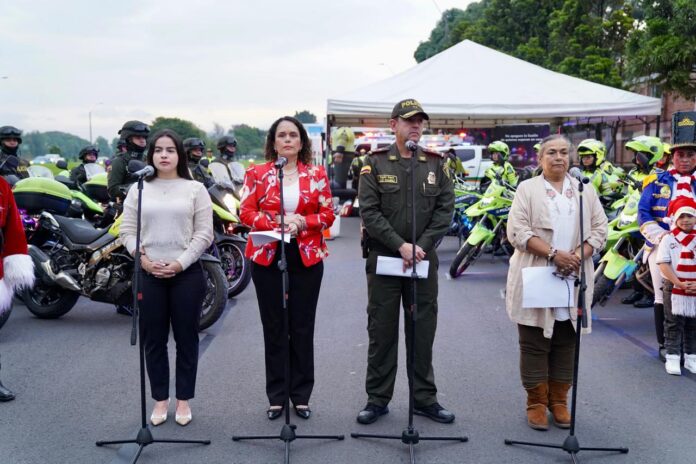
0,125,22,144
118,120,149,154
488,141,510,162
533,142,540,153
577,139,607,165
78,145,99,162
663,142,672,155
183,137,205,160
217,135,237,152
116,138,127,150
625,135,664,168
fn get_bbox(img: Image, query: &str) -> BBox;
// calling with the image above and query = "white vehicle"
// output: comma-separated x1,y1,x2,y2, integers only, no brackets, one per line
354,134,395,153
436,144,493,187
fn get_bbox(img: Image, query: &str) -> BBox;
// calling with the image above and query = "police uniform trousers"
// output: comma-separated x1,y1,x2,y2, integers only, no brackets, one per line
140,262,206,401
251,240,324,406
365,249,439,408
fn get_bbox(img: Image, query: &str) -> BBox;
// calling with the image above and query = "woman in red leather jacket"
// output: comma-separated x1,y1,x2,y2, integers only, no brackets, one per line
240,116,334,420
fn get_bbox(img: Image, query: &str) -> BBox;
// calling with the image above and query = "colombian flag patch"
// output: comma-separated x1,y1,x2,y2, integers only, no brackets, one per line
360,165,372,175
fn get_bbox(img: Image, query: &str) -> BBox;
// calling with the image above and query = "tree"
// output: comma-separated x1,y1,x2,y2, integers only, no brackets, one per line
22,131,89,159
48,145,62,154
149,116,205,140
231,124,267,156
626,0,696,99
209,122,226,140
94,136,113,157
414,5,484,62
293,110,317,124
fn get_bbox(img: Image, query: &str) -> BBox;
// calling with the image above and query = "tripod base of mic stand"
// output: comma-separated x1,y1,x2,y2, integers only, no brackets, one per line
505,434,628,463
352,426,467,464
233,423,344,464
96,425,210,464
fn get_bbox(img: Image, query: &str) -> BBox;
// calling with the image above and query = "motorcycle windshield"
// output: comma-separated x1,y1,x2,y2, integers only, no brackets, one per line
209,162,232,184
228,161,246,185
85,163,105,180
27,165,54,179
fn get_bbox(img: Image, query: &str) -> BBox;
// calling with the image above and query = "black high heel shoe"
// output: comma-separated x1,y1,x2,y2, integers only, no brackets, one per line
267,406,283,420
294,405,311,420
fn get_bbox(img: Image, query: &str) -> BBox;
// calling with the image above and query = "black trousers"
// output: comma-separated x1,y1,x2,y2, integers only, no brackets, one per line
251,241,324,406
663,281,696,355
140,262,206,401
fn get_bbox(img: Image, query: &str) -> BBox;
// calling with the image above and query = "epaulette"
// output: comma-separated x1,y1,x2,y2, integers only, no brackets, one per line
422,147,444,158
642,173,658,189
369,146,390,155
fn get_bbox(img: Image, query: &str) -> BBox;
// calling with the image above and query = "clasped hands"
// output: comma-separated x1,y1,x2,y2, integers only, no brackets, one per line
399,243,426,272
140,251,182,279
274,213,306,237
675,281,696,292
553,250,580,277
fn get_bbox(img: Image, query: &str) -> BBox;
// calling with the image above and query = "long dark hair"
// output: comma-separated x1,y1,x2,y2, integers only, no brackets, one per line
146,129,192,181
264,116,313,165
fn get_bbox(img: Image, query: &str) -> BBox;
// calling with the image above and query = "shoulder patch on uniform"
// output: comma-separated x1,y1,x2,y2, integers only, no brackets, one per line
360,165,372,175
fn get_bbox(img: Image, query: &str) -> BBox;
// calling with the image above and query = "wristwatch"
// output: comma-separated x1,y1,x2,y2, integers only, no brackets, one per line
547,246,558,261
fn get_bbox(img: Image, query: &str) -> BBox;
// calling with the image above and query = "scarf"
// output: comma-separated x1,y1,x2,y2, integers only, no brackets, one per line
670,222,696,317
669,169,696,198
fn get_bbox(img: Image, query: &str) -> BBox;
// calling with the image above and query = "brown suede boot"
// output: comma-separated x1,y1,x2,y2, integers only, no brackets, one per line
548,380,571,428
525,383,549,431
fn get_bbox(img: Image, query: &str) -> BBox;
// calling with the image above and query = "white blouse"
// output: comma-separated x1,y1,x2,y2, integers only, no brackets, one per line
283,180,300,214
543,176,578,321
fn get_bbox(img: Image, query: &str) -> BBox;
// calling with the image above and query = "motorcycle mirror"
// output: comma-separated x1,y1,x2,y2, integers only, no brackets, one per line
56,160,68,170
2,174,19,186
127,159,147,173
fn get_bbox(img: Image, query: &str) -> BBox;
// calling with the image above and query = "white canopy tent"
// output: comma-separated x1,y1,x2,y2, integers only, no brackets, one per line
326,40,661,129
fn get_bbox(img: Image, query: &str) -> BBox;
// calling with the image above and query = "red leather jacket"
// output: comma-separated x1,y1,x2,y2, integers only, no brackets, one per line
240,161,335,267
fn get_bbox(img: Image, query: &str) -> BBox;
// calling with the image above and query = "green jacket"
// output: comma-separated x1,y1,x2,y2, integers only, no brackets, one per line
484,162,518,186
358,144,454,254
582,168,620,196
107,151,145,200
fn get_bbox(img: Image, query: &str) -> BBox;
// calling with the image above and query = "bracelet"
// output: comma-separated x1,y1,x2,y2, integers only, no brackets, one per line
547,246,558,261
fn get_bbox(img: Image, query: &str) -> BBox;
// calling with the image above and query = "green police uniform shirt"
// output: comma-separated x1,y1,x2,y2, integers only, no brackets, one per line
358,144,454,255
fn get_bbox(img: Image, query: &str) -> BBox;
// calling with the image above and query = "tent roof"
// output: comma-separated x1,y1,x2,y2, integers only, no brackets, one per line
326,40,661,128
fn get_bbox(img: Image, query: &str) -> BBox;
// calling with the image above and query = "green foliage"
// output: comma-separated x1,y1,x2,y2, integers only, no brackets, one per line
293,110,317,124
415,0,635,89
231,124,267,157
149,116,206,140
94,136,113,157
48,145,62,155
22,131,90,159
626,0,696,99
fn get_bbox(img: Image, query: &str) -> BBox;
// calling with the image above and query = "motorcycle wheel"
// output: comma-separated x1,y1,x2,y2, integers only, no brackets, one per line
198,260,228,331
592,275,615,308
449,242,482,278
218,241,251,298
0,306,12,330
20,283,79,319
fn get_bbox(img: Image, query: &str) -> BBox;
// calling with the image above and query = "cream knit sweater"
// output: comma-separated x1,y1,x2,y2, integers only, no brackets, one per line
119,177,214,270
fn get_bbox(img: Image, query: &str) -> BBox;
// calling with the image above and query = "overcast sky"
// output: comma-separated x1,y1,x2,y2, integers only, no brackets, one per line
0,0,476,141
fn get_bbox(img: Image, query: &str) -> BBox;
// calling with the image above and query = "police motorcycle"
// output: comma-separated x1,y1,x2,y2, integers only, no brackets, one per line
14,163,229,331
198,158,251,297
448,173,515,278
447,177,480,246
592,175,652,307
53,161,117,228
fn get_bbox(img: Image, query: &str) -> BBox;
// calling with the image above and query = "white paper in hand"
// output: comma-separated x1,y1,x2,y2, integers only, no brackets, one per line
522,266,575,308
376,256,429,279
249,230,291,247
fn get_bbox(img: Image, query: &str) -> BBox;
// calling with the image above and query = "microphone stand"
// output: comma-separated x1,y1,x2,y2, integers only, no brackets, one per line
352,143,468,463
97,173,210,463
233,161,344,463
504,175,628,463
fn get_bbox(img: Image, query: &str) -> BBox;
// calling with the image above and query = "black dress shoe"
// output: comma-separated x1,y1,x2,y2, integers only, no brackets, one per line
294,405,311,419
621,291,643,305
267,406,283,420
414,402,455,423
633,295,654,308
356,403,389,424
0,381,15,402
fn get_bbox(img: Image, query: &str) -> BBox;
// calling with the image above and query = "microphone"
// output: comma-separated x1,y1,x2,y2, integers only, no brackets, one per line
132,165,155,178
405,141,418,152
569,167,590,184
274,157,288,168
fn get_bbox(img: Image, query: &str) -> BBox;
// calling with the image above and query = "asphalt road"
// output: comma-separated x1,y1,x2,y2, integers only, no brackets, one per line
1,216,694,464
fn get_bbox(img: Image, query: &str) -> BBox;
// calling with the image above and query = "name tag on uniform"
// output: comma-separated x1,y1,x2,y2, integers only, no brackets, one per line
377,175,398,184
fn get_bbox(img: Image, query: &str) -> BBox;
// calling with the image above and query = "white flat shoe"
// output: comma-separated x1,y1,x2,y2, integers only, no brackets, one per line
150,399,170,426
175,412,192,426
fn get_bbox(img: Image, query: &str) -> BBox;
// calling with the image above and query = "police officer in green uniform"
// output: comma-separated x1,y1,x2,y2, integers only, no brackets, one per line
356,99,455,425
70,145,99,186
184,137,214,187
0,126,30,179
482,140,518,189
107,120,150,201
